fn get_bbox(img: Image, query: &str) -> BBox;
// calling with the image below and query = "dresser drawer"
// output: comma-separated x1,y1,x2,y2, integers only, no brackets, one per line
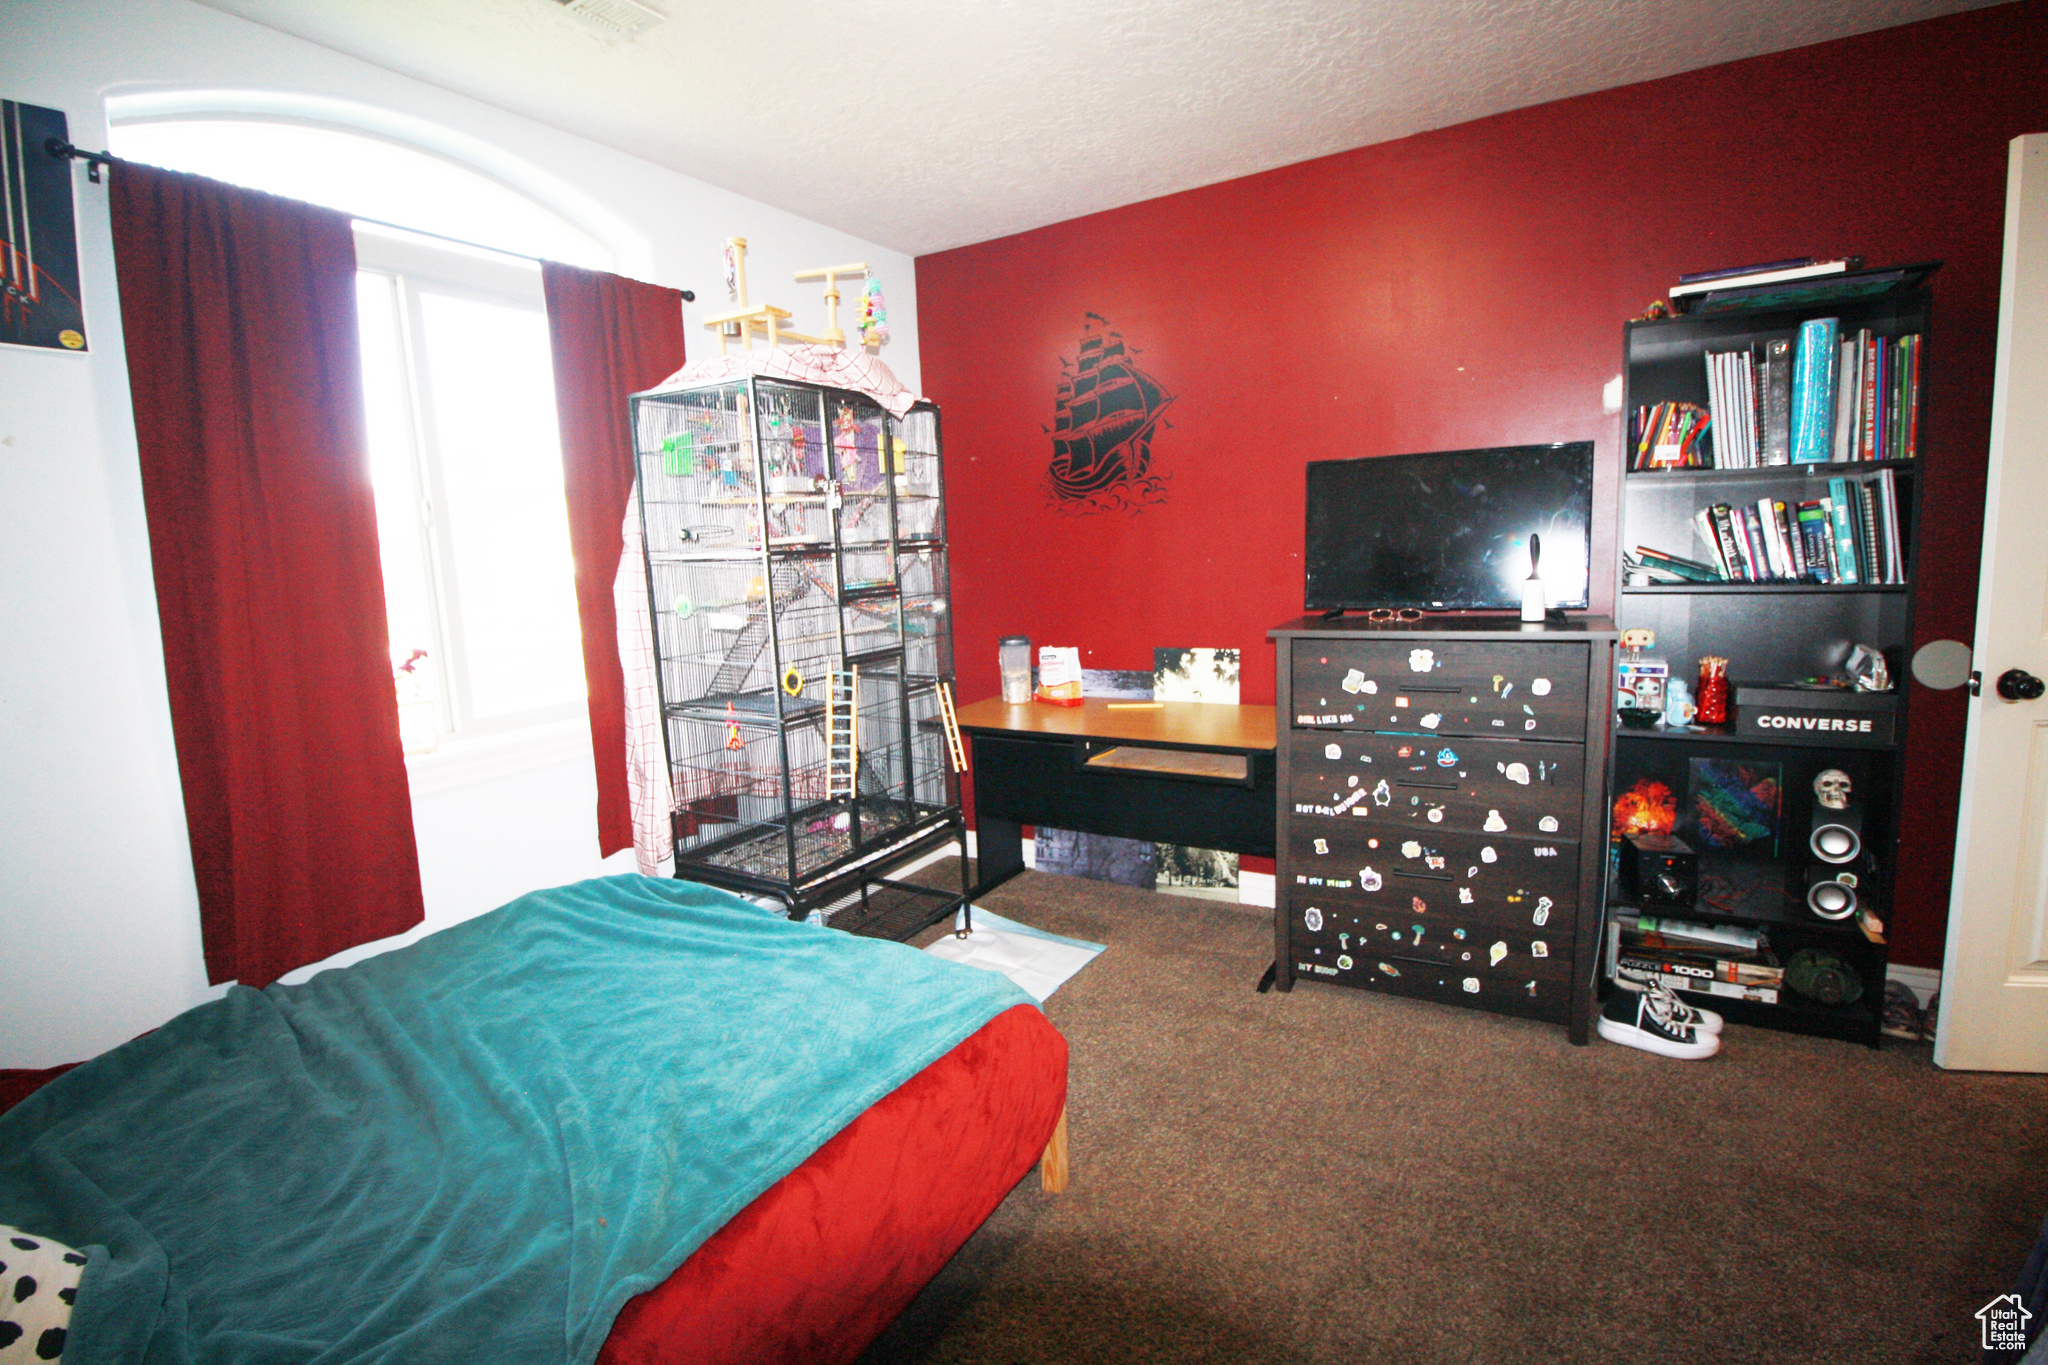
1286,732,1584,840
1285,900,1571,1025
1291,640,1587,740
1287,823,1577,933
1290,896,1571,988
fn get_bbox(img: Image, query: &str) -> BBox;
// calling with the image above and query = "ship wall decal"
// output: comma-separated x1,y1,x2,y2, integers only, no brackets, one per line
1045,313,1174,515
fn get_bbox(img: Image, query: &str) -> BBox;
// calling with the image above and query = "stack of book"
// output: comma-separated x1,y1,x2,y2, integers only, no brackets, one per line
1627,471,1905,585
1668,257,1862,312
1609,913,1783,1004
1696,324,1922,470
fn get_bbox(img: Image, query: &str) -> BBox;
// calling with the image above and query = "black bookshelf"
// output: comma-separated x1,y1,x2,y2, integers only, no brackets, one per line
1606,281,1934,1048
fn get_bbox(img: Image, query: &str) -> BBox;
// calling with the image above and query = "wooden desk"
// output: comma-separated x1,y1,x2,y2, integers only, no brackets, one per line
954,698,1278,895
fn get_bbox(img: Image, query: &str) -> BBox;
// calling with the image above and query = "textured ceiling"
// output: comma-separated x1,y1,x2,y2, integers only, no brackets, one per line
190,0,2001,255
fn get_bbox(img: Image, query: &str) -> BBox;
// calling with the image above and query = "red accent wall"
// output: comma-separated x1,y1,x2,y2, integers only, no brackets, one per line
919,1,2048,968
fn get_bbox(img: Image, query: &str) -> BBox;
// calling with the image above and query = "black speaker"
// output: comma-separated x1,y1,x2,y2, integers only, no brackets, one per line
1804,866,1861,921
1623,833,1698,907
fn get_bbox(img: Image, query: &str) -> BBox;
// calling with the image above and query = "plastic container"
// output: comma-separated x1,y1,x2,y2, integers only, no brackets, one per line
999,636,1032,704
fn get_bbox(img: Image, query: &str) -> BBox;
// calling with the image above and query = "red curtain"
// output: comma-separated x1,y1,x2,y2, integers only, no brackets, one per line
542,263,687,858
110,162,424,989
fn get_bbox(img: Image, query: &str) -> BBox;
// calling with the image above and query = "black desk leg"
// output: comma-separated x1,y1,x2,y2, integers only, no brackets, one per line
975,816,1027,896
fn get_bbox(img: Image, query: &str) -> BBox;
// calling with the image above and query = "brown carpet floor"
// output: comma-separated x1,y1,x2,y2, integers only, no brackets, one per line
859,865,2048,1365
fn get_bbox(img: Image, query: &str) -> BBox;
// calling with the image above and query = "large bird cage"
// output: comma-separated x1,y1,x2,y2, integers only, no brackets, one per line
632,373,966,937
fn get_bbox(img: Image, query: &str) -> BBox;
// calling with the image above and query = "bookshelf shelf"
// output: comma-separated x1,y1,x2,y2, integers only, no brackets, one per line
1613,720,1901,752
1621,582,1910,596
1624,458,1918,488
1610,894,1876,941
1605,278,1934,1049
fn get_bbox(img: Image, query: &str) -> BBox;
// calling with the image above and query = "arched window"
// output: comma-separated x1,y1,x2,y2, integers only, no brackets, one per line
106,115,605,748
107,118,609,267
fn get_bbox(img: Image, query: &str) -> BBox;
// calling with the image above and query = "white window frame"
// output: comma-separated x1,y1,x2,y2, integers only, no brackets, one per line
353,225,584,744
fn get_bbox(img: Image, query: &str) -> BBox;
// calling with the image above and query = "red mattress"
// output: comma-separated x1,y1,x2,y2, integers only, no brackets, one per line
598,1000,1068,1364
0,1001,1068,1365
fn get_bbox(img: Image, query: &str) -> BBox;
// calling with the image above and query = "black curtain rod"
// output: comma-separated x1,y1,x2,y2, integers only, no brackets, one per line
41,137,696,300
48,138,117,182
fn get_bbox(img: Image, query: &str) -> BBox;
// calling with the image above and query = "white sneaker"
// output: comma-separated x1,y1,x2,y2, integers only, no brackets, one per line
1597,985,1720,1059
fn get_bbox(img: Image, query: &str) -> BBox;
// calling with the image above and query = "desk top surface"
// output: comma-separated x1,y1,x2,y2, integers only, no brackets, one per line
954,697,1277,752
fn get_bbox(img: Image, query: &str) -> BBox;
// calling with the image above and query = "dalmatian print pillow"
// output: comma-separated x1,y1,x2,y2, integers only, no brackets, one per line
0,1225,84,1363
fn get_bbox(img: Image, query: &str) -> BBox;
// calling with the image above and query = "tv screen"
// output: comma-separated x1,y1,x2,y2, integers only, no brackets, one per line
1304,443,1595,612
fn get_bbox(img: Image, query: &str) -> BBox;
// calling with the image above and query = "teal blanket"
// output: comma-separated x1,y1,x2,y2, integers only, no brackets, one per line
0,876,1032,1364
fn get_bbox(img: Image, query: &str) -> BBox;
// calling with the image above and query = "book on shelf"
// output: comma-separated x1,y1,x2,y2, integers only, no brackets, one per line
1630,916,1763,952
1676,257,1817,285
1617,962,1783,1005
1790,317,1840,463
1674,480,1903,585
1796,500,1836,579
1760,337,1793,465
1669,256,1861,304
1681,260,1934,316
1693,507,1730,578
1630,547,1724,583
1644,326,1922,474
1610,915,1785,998
1619,950,1784,988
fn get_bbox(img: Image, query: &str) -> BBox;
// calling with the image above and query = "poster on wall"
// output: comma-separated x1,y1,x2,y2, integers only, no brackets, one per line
1045,312,1173,514
2,100,87,354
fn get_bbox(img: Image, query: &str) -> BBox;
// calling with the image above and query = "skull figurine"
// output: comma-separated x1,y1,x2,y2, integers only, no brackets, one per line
1814,769,1853,811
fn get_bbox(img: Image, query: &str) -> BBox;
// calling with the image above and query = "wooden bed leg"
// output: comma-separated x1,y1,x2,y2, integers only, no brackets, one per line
1040,1106,1069,1194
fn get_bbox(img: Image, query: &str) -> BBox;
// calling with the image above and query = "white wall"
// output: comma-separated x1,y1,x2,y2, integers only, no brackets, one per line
0,0,923,1067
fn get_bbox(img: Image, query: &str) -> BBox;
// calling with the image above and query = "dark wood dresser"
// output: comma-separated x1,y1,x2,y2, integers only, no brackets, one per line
1268,617,1617,1043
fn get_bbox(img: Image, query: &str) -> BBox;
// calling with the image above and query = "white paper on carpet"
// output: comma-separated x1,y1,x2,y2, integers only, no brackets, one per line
922,908,1104,1002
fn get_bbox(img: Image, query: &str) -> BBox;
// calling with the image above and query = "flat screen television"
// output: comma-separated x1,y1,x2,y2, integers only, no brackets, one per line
1304,442,1595,612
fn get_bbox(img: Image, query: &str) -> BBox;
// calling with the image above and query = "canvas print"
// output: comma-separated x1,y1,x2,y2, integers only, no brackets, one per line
1,100,87,353
1688,758,1782,854
1033,668,1158,885
1033,825,1156,889
1154,842,1240,901
1154,648,1239,704
1611,776,1678,840
1081,668,1154,699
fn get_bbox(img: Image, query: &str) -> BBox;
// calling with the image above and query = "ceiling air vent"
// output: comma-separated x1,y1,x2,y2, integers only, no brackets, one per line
551,0,664,38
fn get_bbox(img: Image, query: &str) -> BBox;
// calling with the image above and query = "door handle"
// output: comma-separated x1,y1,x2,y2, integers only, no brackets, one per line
1996,668,2046,701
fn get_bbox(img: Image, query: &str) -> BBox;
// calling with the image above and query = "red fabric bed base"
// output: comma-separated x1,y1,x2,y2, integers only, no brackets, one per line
597,1002,1068,1365
0,1004,1067,1365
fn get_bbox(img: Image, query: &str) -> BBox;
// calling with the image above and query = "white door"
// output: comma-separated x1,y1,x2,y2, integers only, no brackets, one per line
1937,133,2048,1071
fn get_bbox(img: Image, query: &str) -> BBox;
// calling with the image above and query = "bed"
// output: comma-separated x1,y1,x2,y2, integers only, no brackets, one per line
0,875,1068,1364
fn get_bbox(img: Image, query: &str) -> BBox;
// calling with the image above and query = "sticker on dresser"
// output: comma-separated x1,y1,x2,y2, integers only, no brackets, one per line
1290,639,1588,739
